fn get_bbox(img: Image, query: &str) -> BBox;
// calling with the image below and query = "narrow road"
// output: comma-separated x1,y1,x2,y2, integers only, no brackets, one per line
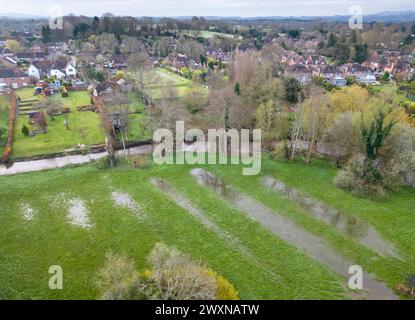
0,141,210,176
0,144,153,176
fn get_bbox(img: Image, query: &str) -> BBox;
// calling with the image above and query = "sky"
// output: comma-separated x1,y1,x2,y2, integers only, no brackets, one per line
0,0,414,18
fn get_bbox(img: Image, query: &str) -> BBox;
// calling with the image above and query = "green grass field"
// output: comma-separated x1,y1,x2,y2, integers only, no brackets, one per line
177,30,240,39
15,88,42,102
146,68,194,98
0,157,413,299
12,90,106,159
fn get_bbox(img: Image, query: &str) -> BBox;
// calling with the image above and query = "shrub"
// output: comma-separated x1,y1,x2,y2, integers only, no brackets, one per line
271,141,289,161
129,155,151,168
61,86,69,98
205,269,239,300
34,112,48,130
94,157,111,170
21,125,30,137
95,252,148,300
148,243,216,300
334,155,386,198
96,243,239,300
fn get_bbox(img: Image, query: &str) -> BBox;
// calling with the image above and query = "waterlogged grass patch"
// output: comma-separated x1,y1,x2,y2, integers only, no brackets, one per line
20,203,35,221
48,193,92,229
111,190,142,219
66,198,92,229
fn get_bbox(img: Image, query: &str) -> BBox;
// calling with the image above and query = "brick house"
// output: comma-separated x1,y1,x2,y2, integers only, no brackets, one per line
0,68,31,89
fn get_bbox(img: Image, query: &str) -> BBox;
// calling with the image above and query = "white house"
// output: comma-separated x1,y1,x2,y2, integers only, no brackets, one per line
28,61,54,80
28,58,76,80
358,74,377,85
50,58,77,79
50,68,66,79
65,61,77,77
28,64,40,79
330,76,348,87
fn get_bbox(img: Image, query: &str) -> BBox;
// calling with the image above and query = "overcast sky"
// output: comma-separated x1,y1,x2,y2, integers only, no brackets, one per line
0,0,414,17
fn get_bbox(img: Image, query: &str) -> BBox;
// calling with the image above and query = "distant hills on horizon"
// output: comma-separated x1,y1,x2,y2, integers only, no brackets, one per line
0,10,415,23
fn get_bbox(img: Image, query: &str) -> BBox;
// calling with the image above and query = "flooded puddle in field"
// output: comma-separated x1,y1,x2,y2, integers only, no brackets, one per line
150,178,287,287
111,191,143,219
262,176,399,259
48,193,92,229
66,198,92,229
190,168,397,300
20,203,35,221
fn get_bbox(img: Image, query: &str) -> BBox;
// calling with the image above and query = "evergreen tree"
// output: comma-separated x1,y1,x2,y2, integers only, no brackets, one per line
284,78,302,104
334,35,350,64
92,16,100,32
234,82,241,95
327,33,337,48
362,111,395,161
353,43,368,63
41,25,51,43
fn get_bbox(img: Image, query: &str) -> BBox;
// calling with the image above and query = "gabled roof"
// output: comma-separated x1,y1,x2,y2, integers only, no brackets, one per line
31,60,54,72
1,48,13,55
346,63,368,73
52,57,69,70
16,52,45,59
320,65,338,74
286,64,311,74
110,54,128,64
96,80,116,95
368,52,383,63
306,55,319,64
0,68,26,78
383,50,402,58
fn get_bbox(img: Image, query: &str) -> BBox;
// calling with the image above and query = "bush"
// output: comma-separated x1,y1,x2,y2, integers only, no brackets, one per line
346,76,356,85
96,243,239,300
129,155,151,168
61,86,69,98
205,269,239,300
94,157,111,170
95,252,148,300
148,243,216,300
21,125,30,137
334,155,387,198
271,141,289,160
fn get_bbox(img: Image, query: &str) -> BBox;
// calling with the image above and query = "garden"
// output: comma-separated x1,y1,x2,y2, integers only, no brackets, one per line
11,88,106,159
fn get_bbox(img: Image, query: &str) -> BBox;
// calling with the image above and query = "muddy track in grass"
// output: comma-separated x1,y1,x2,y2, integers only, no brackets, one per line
190,168,398,300
262,176,400,259
150,177,290,290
